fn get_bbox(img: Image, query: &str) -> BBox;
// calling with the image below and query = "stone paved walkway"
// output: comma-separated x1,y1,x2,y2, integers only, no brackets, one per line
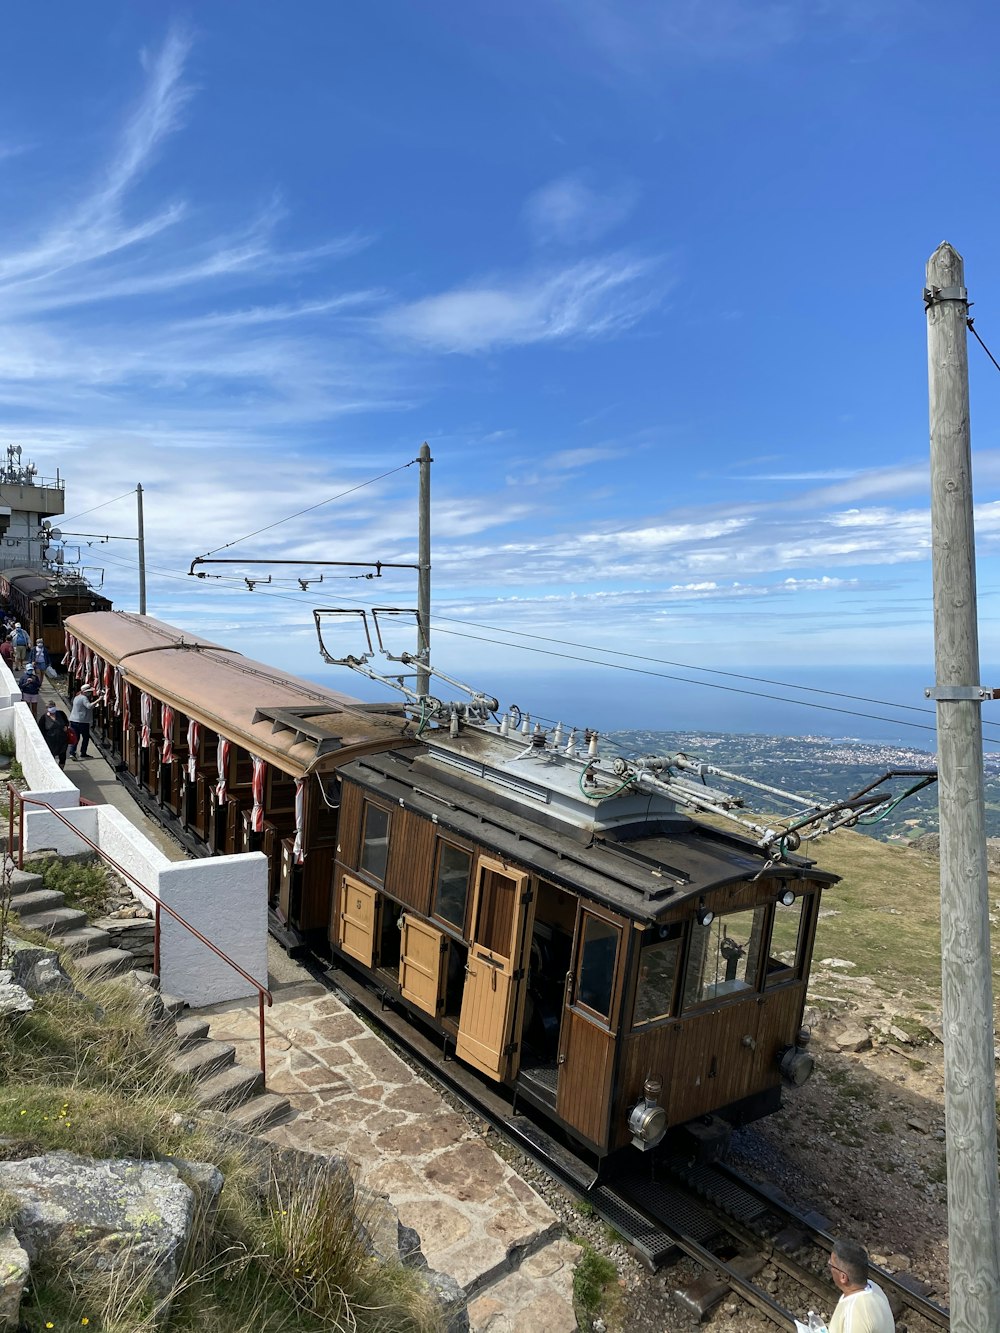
201,982,580,1330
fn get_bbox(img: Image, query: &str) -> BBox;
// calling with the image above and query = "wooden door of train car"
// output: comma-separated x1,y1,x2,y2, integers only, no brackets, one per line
555,903,629,1149
454,856,534,1082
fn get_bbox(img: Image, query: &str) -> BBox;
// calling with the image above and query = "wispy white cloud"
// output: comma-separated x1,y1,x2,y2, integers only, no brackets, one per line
381,254,662,353
523,173,638,246
554,0,901,76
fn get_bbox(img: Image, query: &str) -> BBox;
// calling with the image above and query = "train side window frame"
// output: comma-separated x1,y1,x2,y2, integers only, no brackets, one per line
431,838,474,936
572,910,622,1028
631,923,684,1028
359,801,391,884
764,892,812,989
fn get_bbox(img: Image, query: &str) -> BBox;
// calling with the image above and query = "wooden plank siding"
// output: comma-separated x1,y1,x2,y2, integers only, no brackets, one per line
337,781,365,872
384,807,435,915
556,1011,617,1147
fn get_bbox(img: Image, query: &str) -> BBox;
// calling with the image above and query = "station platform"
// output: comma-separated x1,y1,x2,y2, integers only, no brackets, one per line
34,687,581,1329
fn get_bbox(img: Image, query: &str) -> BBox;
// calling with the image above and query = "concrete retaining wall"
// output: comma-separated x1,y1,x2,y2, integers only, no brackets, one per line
9,704,268,1007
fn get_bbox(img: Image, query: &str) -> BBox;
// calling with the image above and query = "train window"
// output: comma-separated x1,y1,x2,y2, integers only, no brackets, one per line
474,866,518,956
432,842,472,932
575,914,620,1021
765,893,809,988
359,803,390,882
633,925,683,1027
41,605,60,626
682,905,767,1010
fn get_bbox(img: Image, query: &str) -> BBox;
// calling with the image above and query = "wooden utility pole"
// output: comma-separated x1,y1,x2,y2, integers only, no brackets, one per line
136,483,147,615
925,241,1000,1331
416,442,432,698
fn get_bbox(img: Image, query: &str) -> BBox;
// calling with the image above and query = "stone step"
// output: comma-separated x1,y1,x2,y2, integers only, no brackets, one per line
132,970,160,991
7,888,64,914
73,947,135,980
175,1016,210,1050
194,1063,263,1112
7,869,44,895
13,905,87,935
171,1039,236,1084
160,992,187,1019
225,1092,293,1134
49,925,112,957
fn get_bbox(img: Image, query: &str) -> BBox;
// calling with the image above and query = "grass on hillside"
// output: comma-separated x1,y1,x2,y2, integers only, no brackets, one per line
24,854,115,915
807,828,1000,1023
0,970,445,1333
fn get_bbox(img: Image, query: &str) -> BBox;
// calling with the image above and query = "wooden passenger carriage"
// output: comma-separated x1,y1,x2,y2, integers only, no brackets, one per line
66,611,833,1164
0,567,111,666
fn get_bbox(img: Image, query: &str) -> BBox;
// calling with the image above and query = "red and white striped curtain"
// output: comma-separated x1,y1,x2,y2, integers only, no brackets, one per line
90,653,102,693
65,632,77,674
215,736,230,806
293,778,306,864
122,683,130,733
187,719,200,783
140,692,152,748
161,704,174,763
113,668,122,717
103,661,112,700
79,644,90,688
250,756,267,833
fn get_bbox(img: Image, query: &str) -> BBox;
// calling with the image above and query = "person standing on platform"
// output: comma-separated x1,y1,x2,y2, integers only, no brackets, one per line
826,1240,894,1333
68,683,98,759
17,665,42,718
10,623,29,670
32,640,49,675
0,638,13,671
40,702,69,769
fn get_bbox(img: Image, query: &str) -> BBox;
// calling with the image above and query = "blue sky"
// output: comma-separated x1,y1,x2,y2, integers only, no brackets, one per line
4,3,1000,739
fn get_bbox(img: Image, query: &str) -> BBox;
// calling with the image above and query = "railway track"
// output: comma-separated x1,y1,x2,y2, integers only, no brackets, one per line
316,956,951,1331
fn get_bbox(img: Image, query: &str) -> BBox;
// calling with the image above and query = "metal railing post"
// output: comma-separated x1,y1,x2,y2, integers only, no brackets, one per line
17,797,24,869
153,903,160,979
259,994,267,1080
7,782,12,863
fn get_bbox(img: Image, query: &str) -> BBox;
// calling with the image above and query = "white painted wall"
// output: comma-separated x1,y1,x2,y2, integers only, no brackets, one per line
158,854,269,1006
11,704,269,1007
0,659,21,708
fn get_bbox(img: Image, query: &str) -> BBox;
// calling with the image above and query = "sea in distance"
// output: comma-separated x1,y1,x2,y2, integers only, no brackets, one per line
305,661,1000,842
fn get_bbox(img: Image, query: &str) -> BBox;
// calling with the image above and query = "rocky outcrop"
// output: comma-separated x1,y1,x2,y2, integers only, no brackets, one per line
0,971,33,1019
3,937,75,997
0,1152,222,1326
0,1229,29,1329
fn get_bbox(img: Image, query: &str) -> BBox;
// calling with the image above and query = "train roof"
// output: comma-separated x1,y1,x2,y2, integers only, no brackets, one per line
2,566,104,600
65,612,412,776
341,746,837,925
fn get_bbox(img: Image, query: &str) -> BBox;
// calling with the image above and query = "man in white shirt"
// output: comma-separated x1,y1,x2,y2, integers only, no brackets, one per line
827,1239,895,1333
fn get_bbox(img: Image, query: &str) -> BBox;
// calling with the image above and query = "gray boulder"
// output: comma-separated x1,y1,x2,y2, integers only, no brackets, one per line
0,1227,29,1331
0,1152,220,1311
2,939,74,998
0,971,32,1020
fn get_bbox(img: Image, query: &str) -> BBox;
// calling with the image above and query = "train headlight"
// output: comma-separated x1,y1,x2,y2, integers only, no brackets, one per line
777,1044,815,1087
627,1074,667,1151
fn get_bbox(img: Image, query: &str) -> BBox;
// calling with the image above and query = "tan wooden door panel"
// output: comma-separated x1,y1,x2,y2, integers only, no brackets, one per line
456,857,529,1082
339,875,377,968
399,914,445,1017
456,956,516,1078
664,1004,762,1125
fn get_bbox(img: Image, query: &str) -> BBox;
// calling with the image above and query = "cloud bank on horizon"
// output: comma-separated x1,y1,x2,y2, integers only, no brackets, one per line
2,3,1000,729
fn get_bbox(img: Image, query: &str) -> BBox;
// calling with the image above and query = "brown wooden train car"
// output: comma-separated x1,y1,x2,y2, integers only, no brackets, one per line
0,567,111,666
65,611,833,1164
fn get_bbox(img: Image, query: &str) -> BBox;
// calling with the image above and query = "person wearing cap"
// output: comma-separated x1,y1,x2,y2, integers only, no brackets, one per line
9,622,29,670
17,665,42,718
68,684,98,759
40,701,69,769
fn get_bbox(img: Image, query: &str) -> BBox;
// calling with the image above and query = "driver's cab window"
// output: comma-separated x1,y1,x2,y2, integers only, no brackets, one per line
765,893,809,988
682,905,767,1010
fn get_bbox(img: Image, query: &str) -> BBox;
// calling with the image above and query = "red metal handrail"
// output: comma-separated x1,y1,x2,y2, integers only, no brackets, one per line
5,783,273,1077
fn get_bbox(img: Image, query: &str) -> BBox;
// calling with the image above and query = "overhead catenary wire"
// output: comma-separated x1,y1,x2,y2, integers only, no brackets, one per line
199,457,419,558
60,488,139,528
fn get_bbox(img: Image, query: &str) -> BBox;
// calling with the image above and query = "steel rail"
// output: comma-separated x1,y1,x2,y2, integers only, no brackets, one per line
6,784,273,1077
705,1157,950,1328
